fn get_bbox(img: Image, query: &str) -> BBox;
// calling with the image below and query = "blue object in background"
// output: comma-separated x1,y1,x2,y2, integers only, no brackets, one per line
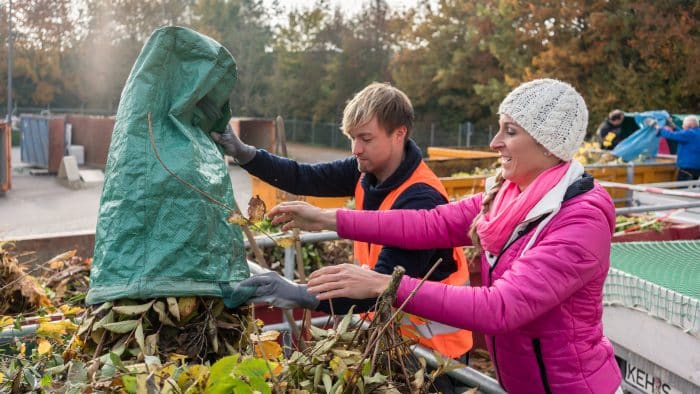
612,110,670,162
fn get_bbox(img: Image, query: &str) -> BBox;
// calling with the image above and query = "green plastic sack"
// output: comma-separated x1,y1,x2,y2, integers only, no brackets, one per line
87,26,254,307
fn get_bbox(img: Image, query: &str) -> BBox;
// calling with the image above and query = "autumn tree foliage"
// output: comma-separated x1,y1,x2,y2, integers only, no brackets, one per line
0,0,696,134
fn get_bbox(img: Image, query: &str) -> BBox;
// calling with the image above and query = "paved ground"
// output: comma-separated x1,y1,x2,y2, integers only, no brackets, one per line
1,143,349,239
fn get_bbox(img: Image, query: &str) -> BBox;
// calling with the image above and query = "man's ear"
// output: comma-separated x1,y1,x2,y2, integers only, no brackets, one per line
392,125,407,141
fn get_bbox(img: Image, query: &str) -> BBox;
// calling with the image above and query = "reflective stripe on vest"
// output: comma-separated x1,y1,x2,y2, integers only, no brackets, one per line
353,161,472,358
400,316,464,338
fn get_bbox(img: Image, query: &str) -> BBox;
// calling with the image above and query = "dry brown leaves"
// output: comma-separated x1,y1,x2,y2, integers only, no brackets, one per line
247,194,267,223
0,243,53,315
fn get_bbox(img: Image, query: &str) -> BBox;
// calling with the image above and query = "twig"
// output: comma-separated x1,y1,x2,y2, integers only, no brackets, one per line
293,229,306,283
250,317,283,393
241,225,269,269
349,258,444,390
293,229,312,345
148,113,234,213
346,266,406,391
281,309,302,351
87,329,108,380
46,264,90,287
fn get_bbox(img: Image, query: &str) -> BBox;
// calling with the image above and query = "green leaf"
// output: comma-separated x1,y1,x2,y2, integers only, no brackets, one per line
362,361,371,376
145,333,159,356
135,322,145,355
66,360,87,384
122,375,137,394
112,301,154,316
109,352,127,373
102,320,139,334
40,374,52,387
99,362,116,379
76,316,95,337
309,324,328,340
331,348,361,363
363,372,387,385
23,369,36,390
92,310,114,330
323,373,333,393
98,338,127,364
312,337,337,355
45,363,69,376
234,358,268,379
204,354,240,394
211,299,225,317
313,364,323,389
248,376,270,394
90,302,113,316
299,379,312,388
336,308,354,335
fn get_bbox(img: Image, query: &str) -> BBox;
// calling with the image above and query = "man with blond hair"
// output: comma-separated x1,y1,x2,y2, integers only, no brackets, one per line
211,82,472,392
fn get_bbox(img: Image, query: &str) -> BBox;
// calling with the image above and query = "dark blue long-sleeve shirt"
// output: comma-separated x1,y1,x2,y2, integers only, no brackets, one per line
242,140,458,314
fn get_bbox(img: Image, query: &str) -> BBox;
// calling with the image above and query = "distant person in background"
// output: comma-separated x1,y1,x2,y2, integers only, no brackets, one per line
659,115,700,180
656,117,675,155
597,109,625,149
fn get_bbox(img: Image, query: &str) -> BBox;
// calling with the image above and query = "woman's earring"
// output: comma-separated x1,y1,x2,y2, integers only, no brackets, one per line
543,151,551,157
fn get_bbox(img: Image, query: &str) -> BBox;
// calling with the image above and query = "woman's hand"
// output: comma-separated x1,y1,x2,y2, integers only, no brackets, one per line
268,201,338,232
307,264,391,300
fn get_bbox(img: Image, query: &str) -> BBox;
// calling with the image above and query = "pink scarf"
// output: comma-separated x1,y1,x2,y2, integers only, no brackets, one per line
476,161,571,255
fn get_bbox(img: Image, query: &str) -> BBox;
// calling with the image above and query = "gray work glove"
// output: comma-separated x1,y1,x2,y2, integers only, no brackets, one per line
239,272,320,310
210,124,257,165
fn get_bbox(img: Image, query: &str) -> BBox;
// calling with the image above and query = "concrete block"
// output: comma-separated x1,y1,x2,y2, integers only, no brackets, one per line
57,156,81,189
79,169,104,187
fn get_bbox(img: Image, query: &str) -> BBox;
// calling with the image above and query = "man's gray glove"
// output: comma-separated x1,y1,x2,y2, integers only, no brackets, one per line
239,272,320,310
210,124,257,165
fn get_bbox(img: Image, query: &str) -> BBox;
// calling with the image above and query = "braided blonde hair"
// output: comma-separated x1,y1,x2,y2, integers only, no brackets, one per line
468,172,506,254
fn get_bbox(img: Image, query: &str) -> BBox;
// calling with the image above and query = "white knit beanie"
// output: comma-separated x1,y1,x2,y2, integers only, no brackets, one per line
498,78,588,161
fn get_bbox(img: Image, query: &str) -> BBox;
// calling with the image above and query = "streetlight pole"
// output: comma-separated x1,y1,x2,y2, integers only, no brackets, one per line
7,0,13,123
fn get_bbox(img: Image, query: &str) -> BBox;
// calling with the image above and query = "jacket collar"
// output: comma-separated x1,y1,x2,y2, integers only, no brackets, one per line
484,161,593,265
360,139,423,210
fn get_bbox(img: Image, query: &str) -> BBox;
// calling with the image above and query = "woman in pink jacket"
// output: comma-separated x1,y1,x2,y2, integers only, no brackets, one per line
269,79,623,393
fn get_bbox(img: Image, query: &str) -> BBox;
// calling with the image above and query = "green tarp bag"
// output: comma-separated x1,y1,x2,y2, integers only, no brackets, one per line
87,26,254,307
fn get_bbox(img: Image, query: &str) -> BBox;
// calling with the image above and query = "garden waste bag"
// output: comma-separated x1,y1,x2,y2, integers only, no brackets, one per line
612,110,669,162
87,27,254,307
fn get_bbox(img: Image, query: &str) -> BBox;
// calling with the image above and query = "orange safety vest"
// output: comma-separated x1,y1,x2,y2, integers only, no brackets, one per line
353,161,473,358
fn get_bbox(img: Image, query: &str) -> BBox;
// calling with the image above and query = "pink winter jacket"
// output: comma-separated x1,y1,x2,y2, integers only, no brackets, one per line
337,181,622,394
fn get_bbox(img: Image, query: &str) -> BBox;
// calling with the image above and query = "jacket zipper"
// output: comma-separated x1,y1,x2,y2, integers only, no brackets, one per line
486,220,543,392
487,250,507,391
533,338,552,394
488,253,505,391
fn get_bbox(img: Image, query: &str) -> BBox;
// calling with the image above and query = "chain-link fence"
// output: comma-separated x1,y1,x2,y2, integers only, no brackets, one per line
285,119,351,150
283,118,495,154
411,120,494,151
2,106,116,119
